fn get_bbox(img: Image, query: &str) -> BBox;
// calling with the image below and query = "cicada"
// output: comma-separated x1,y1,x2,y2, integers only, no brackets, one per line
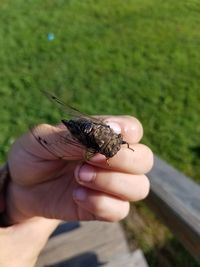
32,91,134,160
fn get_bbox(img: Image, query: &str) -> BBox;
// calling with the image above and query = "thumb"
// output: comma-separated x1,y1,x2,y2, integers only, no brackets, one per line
8,124,85,185
29,123,85,160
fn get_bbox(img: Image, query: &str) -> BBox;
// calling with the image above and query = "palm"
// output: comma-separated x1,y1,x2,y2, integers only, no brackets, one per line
7,125,89,222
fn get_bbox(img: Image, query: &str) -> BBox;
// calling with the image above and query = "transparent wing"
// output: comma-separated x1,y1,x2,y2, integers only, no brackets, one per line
42,90,104,124
31,124,96,160
31,91,104,160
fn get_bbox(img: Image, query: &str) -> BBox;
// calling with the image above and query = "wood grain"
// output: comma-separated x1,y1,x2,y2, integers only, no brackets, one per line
36,221,130,266
146,155,200,262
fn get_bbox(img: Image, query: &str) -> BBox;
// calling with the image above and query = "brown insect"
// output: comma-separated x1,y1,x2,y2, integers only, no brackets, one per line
32,91,134,160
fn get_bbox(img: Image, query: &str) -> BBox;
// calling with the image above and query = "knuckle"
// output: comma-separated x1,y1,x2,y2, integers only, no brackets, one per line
136,175,150,201
92,197,130,222
104,202,130,222
132,117,144,138
145,147,154,173
112,202,130,221
119,202,130,219
141,176,150,199
99,172,115,188
138,144,154,173
124,116,144,140
129,175,150,202
91,196,107,215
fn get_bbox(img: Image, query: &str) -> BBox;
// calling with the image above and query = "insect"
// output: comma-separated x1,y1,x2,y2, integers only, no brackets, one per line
32,91,134,161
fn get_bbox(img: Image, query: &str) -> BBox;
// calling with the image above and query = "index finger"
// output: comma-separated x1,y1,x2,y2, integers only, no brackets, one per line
102,115,143,144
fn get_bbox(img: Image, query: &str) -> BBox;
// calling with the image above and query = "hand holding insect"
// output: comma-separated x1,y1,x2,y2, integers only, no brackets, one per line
6,116,153,223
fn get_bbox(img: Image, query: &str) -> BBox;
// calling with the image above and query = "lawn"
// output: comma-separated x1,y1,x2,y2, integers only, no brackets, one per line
0,0,199,266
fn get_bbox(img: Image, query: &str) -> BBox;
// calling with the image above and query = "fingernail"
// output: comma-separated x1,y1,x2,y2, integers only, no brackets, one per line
105,122,121,134
73,188,87,201
75,164,96,182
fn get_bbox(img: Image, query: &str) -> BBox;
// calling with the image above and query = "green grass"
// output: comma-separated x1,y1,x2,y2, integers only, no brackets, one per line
0,0,199,266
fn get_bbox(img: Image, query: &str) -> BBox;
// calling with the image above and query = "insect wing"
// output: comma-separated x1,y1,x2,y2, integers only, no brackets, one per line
42,90,104,124
31,124,88,160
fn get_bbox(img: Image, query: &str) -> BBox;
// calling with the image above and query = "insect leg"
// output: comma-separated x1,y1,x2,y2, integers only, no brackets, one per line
122,141,134,152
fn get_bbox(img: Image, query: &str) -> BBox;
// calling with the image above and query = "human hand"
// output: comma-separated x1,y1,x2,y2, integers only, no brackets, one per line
6,116,153,223
0,217,59,267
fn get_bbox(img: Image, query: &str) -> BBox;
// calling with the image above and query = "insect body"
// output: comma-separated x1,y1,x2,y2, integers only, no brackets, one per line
32,92,134,160
62,118,130,159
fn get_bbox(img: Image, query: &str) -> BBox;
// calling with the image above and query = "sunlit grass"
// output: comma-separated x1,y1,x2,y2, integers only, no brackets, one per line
0,0,199,266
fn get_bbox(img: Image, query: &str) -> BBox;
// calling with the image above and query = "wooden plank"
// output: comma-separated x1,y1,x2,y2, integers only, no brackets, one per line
103,249,149,267
36,221,130,266
146,155,200,262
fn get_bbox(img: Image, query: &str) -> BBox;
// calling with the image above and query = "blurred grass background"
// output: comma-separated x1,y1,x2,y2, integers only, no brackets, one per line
0,0,199,266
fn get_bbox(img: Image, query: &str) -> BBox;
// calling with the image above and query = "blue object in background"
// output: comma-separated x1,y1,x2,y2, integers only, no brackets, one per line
47,32,55,41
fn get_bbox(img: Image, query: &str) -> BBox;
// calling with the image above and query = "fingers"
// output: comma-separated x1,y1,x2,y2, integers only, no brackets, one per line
72,136,152,222
89,143,154,175
73,188,130,222
74,164,150,202
103,115,143,144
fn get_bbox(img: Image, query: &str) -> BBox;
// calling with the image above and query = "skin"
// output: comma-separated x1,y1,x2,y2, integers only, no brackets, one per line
0,116,153,267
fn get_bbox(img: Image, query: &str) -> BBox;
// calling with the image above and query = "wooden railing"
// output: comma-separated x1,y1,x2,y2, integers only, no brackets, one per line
146,156,200,262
